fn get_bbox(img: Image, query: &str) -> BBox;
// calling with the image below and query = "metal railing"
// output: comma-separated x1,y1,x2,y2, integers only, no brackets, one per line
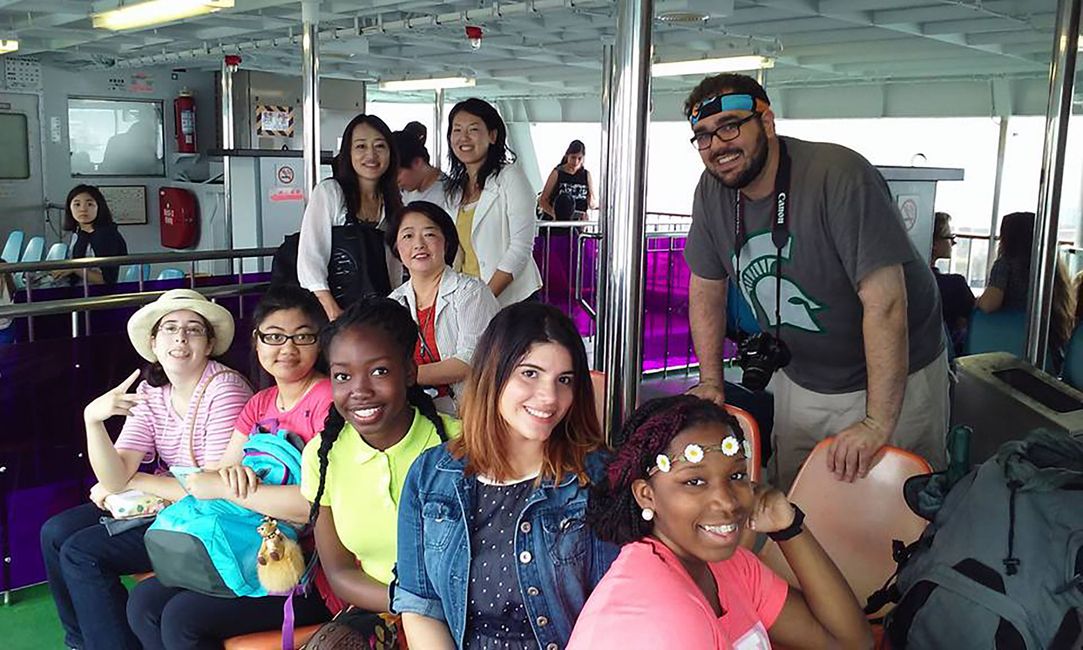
944,233,1077,289
535,214,700,377
0,247,276,341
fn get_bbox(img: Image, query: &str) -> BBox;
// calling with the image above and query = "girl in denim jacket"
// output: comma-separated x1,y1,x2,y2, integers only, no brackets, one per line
392,302,617,650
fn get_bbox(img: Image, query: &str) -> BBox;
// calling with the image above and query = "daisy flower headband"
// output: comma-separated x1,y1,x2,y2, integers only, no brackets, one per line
649,436,753,475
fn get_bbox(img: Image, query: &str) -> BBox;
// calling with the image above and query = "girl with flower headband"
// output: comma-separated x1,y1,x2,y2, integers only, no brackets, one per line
570,395,871,649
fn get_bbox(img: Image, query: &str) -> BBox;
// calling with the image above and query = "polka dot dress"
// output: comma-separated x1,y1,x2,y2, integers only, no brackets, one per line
463,478,536,650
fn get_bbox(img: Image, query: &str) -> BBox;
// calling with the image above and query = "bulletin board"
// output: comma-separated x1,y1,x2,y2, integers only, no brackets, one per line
100,185,148,225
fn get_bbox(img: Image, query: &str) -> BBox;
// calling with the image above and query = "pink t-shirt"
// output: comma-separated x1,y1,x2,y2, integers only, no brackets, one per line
568,537,789,650
233,379,333,442
114,360,253,469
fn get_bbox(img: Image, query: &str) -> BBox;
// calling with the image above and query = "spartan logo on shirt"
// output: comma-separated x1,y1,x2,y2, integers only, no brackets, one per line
732,230,825,333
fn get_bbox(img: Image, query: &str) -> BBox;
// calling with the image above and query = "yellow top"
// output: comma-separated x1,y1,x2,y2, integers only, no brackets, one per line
300,407,461,584
455,201,480,278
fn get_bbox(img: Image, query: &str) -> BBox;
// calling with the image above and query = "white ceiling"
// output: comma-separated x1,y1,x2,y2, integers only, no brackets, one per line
0,0,1069,102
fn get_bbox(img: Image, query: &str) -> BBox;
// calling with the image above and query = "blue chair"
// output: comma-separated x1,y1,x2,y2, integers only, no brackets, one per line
45,242,68,261
963,309,1026,357
2,230,23,263
156,268,184,280
20,236,44,263
1061,325,1083,390
121,264,151,283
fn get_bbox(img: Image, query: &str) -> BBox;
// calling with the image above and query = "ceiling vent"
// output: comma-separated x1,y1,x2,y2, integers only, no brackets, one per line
656,0,733,24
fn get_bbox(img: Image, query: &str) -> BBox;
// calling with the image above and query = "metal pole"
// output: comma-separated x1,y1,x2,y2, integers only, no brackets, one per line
986,116,1009,282
221,55,240,274
601,0,652,438
595,42,614,371
1025,0,1080,366
301,0,321,199
433,89,445,170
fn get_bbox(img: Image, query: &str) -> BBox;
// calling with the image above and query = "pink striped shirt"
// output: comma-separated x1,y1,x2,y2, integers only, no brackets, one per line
115,360,253,469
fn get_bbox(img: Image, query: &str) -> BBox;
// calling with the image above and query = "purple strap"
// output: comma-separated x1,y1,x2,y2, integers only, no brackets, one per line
280,586,299,650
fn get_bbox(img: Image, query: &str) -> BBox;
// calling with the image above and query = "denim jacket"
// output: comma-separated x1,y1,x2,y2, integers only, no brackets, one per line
391,443,618,650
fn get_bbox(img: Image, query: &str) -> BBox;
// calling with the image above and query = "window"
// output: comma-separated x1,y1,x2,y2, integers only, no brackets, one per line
68,98,164,176
0,113,30,179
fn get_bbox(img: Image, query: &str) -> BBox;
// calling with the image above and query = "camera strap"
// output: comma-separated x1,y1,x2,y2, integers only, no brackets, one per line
733,138,791,341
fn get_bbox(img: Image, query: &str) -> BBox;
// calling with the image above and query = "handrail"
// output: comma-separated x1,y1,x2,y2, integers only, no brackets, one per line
0,282,270,319
575,231,602,319
536,220,600,229
0,246,277,273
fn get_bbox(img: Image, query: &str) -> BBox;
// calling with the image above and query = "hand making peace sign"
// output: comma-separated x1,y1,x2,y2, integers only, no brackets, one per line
83,369,145,424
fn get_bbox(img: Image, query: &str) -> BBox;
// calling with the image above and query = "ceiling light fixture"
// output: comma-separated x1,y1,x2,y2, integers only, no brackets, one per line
652,55,774,77
0,39,18,54
378,76,476,91
92,0,234,31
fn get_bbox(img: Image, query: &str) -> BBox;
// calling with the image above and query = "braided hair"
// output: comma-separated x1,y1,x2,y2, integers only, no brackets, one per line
305,296,447,528
586,395,744,546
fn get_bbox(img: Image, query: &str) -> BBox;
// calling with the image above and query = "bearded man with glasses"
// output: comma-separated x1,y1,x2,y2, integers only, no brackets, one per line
682,73,948,492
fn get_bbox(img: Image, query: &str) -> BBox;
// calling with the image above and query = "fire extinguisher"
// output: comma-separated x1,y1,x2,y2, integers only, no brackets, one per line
174,90,197,153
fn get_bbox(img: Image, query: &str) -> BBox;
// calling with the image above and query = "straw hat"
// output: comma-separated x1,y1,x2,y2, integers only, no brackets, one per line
127,289,235,362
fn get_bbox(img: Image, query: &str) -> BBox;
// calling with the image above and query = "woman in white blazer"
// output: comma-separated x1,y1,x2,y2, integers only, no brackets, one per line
443,98,542,306
297,114,403,320
386,201,499,414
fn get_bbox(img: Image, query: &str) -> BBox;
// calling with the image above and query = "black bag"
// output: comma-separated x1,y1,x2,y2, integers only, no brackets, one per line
271,221,391,308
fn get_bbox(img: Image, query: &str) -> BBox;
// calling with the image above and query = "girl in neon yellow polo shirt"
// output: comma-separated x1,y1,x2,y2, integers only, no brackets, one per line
300,297,459,645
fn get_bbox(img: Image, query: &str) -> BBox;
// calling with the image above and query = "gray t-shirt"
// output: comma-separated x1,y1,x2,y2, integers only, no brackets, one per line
684,136,944,393
987,257,1030,310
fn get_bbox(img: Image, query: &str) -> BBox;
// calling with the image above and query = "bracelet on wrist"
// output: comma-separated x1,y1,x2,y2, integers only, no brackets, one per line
767,504,805,542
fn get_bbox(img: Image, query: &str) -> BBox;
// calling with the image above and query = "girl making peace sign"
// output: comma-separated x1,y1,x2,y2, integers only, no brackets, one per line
40,289,251,650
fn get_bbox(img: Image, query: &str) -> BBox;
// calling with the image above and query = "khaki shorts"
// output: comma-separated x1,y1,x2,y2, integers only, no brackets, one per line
767,349,950,492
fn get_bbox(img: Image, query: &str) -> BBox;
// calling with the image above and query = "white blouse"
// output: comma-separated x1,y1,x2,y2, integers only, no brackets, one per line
296,178,401,293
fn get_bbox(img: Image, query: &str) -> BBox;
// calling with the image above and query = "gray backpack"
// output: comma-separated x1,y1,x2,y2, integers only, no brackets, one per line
883,430,1083,649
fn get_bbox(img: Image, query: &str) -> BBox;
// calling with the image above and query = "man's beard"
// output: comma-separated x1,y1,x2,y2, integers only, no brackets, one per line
709,129,769,190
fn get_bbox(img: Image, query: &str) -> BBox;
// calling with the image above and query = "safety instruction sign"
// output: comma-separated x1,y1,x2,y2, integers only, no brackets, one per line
256,105,294,137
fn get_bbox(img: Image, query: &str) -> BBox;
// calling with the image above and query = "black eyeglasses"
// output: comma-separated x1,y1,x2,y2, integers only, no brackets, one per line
689,113,760,151
935,234,958,244
255,330,318,346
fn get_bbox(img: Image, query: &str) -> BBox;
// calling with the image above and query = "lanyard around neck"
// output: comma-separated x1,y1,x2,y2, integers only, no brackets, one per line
733,138,792,339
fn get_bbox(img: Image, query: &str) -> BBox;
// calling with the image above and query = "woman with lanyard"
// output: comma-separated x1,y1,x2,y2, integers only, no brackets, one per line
53,184,128,285
443,98,542,306
386,201,499,415
538,140,595,220
298,114,403,321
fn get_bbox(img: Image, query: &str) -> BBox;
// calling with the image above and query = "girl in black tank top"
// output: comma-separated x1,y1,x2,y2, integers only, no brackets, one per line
539,139,594,220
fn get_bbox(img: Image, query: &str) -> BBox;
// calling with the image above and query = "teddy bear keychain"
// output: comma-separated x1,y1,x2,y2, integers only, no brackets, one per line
256,517,305,593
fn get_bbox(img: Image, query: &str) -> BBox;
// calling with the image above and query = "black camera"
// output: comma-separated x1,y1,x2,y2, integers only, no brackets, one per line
736,332,791,391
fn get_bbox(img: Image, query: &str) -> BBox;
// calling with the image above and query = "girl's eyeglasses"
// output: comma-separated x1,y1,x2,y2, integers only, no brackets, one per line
255,330,318,346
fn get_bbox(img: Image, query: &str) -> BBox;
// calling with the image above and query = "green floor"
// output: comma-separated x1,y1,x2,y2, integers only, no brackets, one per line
0,577,138,650
0,584,66,650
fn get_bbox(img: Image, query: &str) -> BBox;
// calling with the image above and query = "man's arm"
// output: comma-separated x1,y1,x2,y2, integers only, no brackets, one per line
687,273,729,406
827,264,908,481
